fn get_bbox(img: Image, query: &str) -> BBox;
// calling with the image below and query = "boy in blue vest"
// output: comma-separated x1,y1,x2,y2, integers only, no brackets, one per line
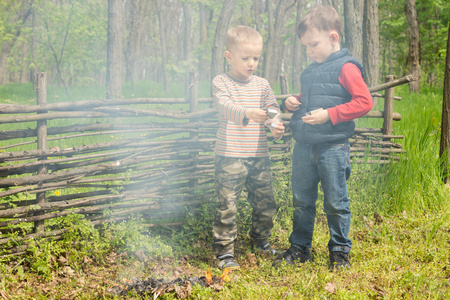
274,5,373,270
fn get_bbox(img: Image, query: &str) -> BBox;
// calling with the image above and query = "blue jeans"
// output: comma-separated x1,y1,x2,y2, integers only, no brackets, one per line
289,141,352,253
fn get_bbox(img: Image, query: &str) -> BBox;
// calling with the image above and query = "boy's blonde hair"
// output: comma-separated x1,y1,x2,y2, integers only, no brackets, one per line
296,6,343,40
226,26,263,50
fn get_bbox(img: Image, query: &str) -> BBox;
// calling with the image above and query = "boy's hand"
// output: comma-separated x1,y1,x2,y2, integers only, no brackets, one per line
245,108,269,123
285,96,301,111
302,109,330,125
270,122,285,139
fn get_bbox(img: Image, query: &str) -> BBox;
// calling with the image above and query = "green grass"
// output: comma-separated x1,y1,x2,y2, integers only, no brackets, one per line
0,81,449,299
355,85,449,214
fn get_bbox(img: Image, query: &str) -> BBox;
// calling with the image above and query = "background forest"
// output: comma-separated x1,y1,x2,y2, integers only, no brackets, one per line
0,0,449,94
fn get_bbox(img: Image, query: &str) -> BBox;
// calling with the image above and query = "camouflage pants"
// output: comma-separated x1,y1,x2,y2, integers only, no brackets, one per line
212,155,277,257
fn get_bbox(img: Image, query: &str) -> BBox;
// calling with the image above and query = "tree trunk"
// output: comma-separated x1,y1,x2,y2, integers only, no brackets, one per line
182,2,192,62
363,0,379,87
182,2,193,96
253,0,265,32
155,0,169,94
124,0,148,89
210,0,236,82
263,0,293,85
106,0,123,99
31,4,38,86
198,4,212,81
0,2,32,84
292,0,306,92
343,0,363,62
388,39,393,75
439,24,450,184
322,0,341,11
404,0,421,93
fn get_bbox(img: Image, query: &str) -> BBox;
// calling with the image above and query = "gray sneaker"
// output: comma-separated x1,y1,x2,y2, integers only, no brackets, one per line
217,254,240,270
255,241,283,256
329,251,350,270
272,245,312,267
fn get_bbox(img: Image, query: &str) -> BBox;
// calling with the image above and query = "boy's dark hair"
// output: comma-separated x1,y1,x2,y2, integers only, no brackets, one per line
296,5,343,40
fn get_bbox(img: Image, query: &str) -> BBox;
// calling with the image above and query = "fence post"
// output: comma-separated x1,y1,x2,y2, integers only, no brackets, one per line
34,72,48,233
188,71,199,189
279,74,289,113
383,75,396,137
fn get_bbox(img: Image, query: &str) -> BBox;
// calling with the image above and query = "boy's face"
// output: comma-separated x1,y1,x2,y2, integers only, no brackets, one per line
300,28,340,63
225,42,262,81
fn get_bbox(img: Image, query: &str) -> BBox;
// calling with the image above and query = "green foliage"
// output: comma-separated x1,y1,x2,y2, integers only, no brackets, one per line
165,202,215,258
58,214,110,262
379,0,450,86
102,218,173,259
416,0,450,85
1,0,448,91
378,0,409,77
353,84,449,214
33,0,108,86
379,85,450,213
26,238,60,280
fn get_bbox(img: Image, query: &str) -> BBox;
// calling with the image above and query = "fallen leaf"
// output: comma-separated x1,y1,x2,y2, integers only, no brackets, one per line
246,253,257,267
324,282,337,294
58,255,68,266
62,266,76,277
374,212,383,224
77,277,85,286
175,281,192,300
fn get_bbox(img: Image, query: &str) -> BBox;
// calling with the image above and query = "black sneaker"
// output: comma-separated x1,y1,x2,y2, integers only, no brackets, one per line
329,251,350,270
217,254,240,270
255,241,283,256
272,245,311,267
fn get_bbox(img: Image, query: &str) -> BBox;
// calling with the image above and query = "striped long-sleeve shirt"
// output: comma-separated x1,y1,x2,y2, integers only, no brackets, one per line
212,73,281,158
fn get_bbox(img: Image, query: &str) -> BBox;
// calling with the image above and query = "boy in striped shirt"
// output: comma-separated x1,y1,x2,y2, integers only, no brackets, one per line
212,25,285,270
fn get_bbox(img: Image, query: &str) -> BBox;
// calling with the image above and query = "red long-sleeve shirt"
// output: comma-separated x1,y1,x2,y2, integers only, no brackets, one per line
294,63,373,125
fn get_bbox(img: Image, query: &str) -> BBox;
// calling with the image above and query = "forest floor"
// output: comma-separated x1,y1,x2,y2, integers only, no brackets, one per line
2,211,450,299
2,250,211,299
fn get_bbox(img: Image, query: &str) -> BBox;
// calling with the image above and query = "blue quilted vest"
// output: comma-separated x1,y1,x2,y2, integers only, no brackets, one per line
289,48,364,145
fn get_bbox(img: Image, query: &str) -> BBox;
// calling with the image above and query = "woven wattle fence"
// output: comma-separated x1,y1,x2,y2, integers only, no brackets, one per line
0,72,413,256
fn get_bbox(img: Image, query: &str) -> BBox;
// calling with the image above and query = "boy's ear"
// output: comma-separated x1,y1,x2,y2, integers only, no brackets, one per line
329,31,340,45
224,51,232,62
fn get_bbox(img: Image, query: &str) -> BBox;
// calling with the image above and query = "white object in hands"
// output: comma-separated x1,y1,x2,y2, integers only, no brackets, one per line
306,108,323,116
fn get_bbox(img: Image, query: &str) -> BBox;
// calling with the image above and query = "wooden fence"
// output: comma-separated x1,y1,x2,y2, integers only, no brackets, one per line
0,72,413,256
